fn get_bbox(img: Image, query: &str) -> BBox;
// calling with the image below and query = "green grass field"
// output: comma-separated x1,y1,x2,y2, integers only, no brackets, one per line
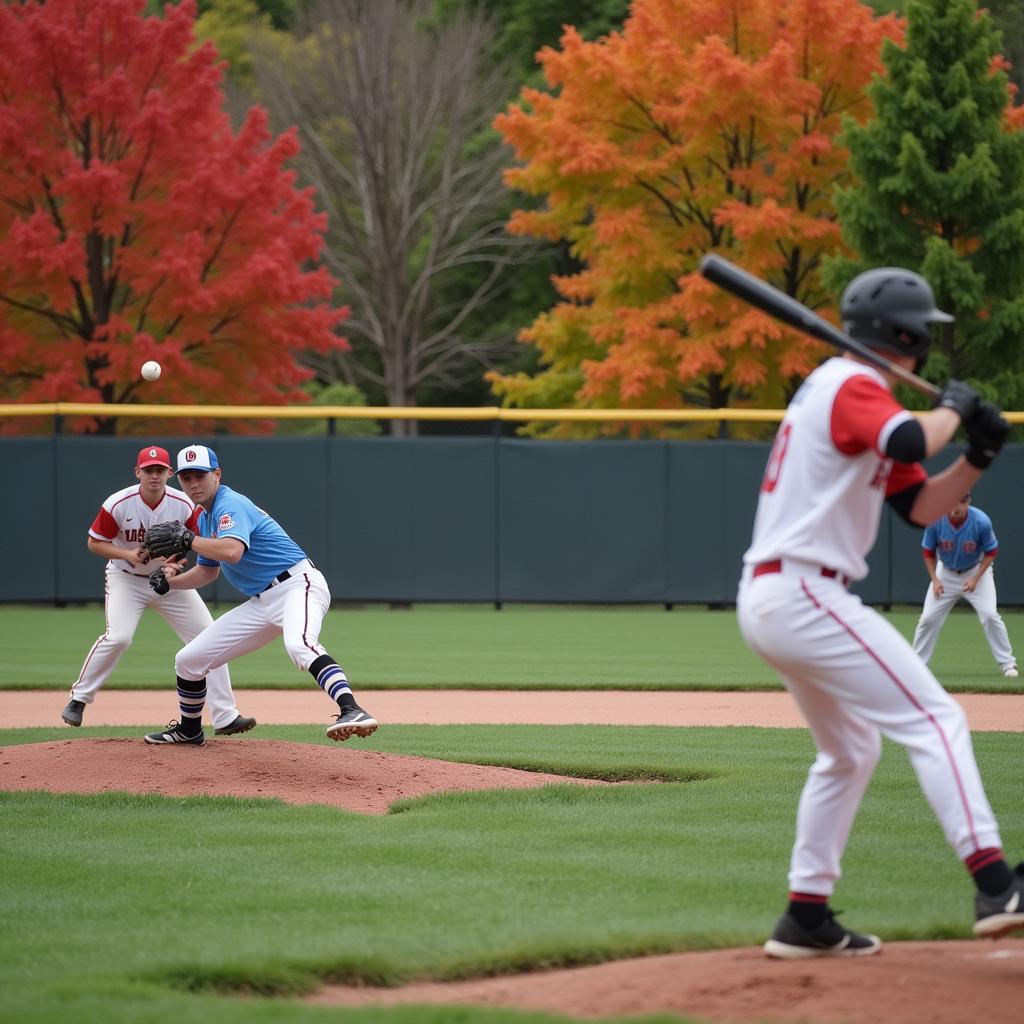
2,602,1022,691
3,725,1023,1024
4,602,1024,1023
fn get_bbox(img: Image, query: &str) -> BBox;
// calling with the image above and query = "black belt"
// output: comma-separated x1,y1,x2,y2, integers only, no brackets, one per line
122,570,150,578
261,569,293,593
946,562,980,574
260,559,314,593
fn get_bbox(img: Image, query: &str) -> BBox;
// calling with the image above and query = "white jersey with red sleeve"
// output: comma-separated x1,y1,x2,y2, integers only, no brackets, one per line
743,357,927,582
88,484,200,573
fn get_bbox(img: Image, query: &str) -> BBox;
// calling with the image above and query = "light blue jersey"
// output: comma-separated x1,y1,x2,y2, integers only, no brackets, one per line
921,506,998,572
195,484,307,596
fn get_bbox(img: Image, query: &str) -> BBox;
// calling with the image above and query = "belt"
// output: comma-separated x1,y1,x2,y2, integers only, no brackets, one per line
260,559,314,593
121,570,151,578
944,562,980,574
752,559,851,587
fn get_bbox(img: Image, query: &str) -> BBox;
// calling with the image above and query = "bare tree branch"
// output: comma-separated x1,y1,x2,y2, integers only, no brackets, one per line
252,0,536,433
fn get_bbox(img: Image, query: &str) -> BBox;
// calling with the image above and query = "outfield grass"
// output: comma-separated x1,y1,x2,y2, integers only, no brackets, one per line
2,724,1022,1024
2,602,1022,692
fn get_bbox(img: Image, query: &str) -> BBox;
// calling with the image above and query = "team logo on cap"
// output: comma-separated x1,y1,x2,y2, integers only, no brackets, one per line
186,449,197,462
149,448,157,458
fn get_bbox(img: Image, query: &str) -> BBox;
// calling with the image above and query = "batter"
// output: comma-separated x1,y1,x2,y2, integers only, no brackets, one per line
736,267,1024,958
912,492,1018,677
62,445,254,735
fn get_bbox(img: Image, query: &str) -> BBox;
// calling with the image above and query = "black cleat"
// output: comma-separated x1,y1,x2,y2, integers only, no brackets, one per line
214,715,257,736
326,706,378,742
764,910,881,959
62,699,86,727
974,862,1024,938
144,721,205,746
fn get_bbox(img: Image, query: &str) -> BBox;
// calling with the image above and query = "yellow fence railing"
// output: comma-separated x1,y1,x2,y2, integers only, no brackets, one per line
3,403,1024,424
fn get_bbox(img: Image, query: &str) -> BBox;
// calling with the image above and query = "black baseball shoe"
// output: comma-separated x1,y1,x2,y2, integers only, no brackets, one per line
763,910,882,958
62,699,86,727
326,706,378,741
144,721,205,746
974,863,1024,938
214,715,257,736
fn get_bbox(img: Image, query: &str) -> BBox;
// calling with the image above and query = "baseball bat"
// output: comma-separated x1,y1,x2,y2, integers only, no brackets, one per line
698,254,941,400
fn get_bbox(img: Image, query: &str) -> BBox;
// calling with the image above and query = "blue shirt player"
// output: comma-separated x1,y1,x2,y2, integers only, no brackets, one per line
912,491,1018,678
142,443,378,745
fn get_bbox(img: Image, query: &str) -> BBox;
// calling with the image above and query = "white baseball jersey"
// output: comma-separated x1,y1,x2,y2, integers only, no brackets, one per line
89,484,199,573
743,358,926,582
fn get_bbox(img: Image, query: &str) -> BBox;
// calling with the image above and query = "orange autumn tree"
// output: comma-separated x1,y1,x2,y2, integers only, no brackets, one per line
0,0,346,434
490,0,902,435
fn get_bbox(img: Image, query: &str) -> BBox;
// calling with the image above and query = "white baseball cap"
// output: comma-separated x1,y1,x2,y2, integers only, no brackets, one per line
176,444,219,473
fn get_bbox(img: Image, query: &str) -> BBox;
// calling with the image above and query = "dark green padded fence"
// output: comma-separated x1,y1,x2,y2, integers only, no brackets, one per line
1,437,1020,605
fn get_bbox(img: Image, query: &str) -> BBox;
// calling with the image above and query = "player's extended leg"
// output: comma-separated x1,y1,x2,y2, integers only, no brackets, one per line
962,571,1016,674
264,565,378,741
739,574,883,957
775,585,1022,938
152,589,254,734
740,573,1023,947
781,680,882,898
145,599,277,745
911,569,960,663
65,570,148,725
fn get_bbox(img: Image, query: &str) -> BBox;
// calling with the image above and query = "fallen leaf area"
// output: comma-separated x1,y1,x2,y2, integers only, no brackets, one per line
3,736,1022,1023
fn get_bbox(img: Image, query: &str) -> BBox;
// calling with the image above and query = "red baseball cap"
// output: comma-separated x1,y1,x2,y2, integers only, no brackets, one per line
136,445,172,470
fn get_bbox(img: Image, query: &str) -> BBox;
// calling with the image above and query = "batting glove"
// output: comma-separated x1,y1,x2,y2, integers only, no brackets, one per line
935,379,980,421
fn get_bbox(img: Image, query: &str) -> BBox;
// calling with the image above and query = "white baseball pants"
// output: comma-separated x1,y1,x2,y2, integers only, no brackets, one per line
72,566,242,729
175,559,330,685
912,563,1015,670
737,561,1002,897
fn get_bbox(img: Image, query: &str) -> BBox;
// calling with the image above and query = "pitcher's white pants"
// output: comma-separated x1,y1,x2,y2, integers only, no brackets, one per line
72,566,241,729
737,562,1001,896
175,560,330,686
912,563,1015,670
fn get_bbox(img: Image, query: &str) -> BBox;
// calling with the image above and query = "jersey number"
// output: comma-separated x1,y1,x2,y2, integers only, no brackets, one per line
761,423,792,494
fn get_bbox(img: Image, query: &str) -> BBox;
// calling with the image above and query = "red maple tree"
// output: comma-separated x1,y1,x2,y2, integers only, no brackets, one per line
0,0,346,433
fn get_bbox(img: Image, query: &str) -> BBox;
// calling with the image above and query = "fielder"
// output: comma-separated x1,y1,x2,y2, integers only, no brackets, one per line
140,444,378,746
736,267,1024,958
62,445,255,736
912,492,1018,678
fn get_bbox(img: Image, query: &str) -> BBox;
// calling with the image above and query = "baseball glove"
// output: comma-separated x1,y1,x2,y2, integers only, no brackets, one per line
144,520,195,558
148,567,170,596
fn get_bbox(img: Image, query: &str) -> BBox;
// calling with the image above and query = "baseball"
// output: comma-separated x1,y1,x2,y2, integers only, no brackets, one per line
141,361,162,381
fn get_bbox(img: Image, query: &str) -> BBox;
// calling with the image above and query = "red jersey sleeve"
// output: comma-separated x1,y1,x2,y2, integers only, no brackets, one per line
185,506,202,532
830,374,908,455
886,458,927,497
90,507,118,539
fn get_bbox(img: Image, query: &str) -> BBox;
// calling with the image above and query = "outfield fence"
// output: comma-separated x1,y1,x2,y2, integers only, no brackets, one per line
1,404,1021,606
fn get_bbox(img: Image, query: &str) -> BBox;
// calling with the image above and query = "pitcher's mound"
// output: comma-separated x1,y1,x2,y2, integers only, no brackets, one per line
0,738,608,814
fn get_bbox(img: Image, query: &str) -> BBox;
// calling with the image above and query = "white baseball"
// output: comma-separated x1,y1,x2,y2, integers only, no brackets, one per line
141,360,162,381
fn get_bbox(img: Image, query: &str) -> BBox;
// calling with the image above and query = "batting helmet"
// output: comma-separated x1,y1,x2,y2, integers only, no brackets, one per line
840,267,953,369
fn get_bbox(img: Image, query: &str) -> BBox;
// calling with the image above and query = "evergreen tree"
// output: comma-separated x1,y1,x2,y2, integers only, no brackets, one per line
827,0,1024,407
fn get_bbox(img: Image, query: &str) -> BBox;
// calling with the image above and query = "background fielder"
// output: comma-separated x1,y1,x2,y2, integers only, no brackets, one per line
141,443,377,746
62,445,255,736
912,492,1018,678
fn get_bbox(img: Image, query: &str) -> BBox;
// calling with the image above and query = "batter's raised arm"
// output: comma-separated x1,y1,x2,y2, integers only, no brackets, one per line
908,399,1011,526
